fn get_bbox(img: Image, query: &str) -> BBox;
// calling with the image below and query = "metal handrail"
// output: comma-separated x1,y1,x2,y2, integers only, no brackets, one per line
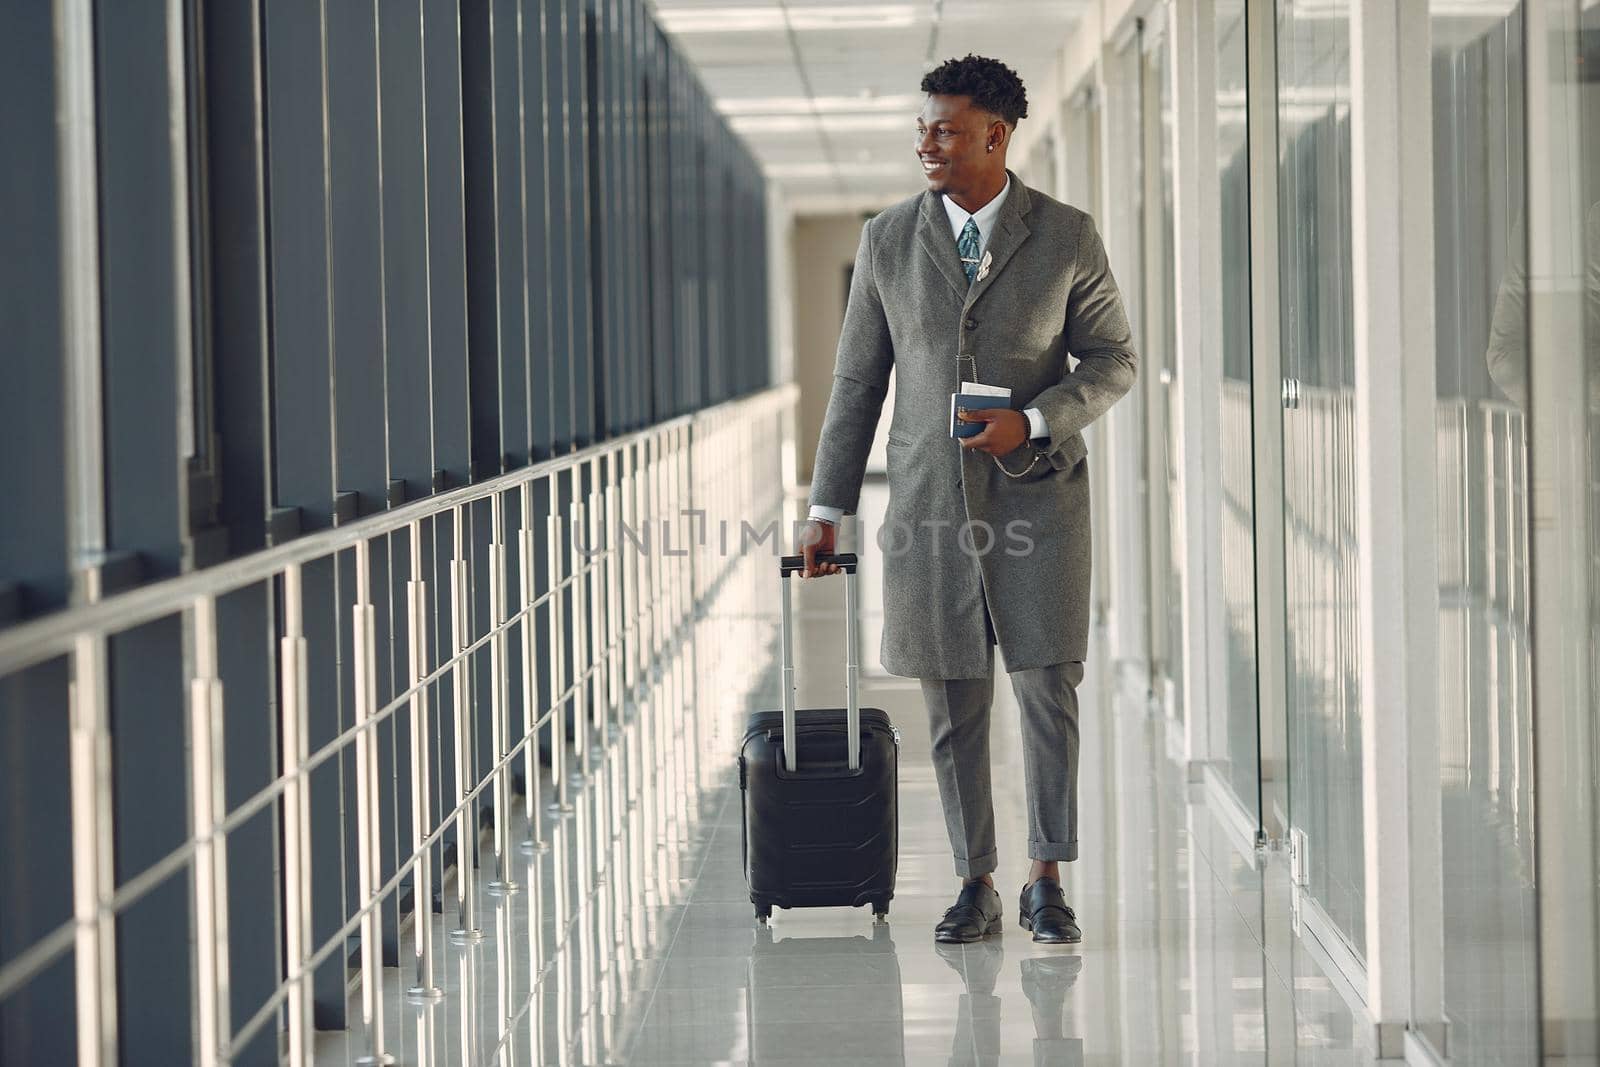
0,385,794,678
0,383,796,1066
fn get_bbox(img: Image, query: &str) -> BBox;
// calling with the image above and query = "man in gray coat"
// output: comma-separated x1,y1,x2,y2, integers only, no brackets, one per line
798,55,1137,945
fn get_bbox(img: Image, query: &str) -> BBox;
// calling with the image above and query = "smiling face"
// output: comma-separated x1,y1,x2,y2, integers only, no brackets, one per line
915,94,1009,206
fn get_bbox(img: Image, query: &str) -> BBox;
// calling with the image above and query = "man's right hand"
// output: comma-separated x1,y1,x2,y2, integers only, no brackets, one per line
798,519,839,578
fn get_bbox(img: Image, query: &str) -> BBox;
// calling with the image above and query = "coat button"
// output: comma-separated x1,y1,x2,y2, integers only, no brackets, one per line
964,316,978,329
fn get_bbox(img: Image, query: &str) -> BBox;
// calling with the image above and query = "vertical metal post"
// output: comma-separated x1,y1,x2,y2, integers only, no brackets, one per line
547,513,573,814
486,493,519,893
668,431,689,839
187,594,230,1067
605,457,622,724
845,567,861,771
780,569,796,773
604,458,625,844
351,540,393,1065
279,564,313,1067
678,426,692,622
644,437,659,665
589,463,607,754
620,449,637,695
449,506,484,943
69,632,116,1067
520,480,549,853
405,522,444,1000
571,492,591,778
675,429,700,794
633,441,646,681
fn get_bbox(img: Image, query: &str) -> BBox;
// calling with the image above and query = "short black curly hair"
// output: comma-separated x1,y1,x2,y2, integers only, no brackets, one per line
921,54,1029,126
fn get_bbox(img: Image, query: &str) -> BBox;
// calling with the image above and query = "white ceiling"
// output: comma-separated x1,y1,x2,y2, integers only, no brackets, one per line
649,0,1091,215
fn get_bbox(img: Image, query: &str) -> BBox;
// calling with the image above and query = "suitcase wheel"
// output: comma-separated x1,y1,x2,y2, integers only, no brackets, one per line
871,900,890,921
755,903,772,924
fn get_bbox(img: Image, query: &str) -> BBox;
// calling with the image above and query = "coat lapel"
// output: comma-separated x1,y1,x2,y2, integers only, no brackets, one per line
915,191,970,301
963,176,1032,313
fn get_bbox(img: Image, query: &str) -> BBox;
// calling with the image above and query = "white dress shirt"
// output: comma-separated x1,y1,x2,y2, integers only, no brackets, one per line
811,177,1048,527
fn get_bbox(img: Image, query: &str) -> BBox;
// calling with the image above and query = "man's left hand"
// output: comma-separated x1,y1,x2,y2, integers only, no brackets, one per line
957,408,1029,457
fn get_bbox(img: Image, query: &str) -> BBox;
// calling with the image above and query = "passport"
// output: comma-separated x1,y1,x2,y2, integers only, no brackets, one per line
950,383,1017,438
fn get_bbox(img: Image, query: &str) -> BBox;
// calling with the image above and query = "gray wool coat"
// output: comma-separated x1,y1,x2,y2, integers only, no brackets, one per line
808,174,1138,679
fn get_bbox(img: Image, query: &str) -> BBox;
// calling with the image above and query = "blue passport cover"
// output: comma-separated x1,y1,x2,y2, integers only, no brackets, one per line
950,393,1020,438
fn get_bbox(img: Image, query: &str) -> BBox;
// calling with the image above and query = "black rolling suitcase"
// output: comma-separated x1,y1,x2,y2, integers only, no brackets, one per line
739,552,899,923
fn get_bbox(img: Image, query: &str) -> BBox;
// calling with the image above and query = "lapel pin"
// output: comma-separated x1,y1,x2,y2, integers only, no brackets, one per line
977,250,992,282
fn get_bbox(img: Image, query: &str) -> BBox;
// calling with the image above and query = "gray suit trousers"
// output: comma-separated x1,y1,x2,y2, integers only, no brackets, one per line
919,599,1084,879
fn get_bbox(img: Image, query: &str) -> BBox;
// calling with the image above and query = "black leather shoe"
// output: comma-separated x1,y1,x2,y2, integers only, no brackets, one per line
1018,877,1082,944
934,880,1003,943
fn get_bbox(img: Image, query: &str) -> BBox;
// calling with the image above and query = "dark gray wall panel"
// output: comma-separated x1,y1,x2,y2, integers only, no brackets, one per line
264,0,336,528
202,1,273,555
0,0,67,616
568,0,596,445
522,0,554,461
216,581,279,1067
423,0,472,487
0,660,74,1065
108,618,192,1063
326,2,390,512
95,6,195,1060
543,0,575,450
97,2,185,577
462,0,504,478
299,557,346,1029
379,0,436,500
494,0,530,467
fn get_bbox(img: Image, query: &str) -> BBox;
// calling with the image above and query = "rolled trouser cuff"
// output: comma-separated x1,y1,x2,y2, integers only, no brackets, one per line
954,847,999,880
1028,839,1078,863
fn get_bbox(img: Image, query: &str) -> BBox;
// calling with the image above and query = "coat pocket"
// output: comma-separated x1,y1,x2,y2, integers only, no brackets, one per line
1047,432,1088,472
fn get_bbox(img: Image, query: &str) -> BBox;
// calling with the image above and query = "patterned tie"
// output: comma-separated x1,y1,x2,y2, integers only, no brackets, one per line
958,217,981,284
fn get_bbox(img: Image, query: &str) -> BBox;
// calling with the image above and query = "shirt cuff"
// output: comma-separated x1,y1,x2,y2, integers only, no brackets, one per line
1024,407,1050,441
809,505,845,526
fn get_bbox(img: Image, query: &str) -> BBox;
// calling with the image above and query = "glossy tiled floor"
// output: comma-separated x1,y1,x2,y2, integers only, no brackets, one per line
314,488,1388,1065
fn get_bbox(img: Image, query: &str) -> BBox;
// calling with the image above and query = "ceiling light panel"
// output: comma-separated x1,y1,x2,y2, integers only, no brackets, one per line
717,92,923,116
731,112,913,134
655,5,916,34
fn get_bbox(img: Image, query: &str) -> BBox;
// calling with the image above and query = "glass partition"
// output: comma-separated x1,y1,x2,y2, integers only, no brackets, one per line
1526,0,1600,1053
1212,0,1260,823
1276,0,1366,962
1422,4,1540,1060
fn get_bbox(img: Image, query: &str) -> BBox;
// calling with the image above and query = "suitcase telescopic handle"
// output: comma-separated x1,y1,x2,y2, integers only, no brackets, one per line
777,554,861,773
778,552,857,575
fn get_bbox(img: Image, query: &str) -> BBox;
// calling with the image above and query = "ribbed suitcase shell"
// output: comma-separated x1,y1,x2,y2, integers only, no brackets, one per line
739,706,898,916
